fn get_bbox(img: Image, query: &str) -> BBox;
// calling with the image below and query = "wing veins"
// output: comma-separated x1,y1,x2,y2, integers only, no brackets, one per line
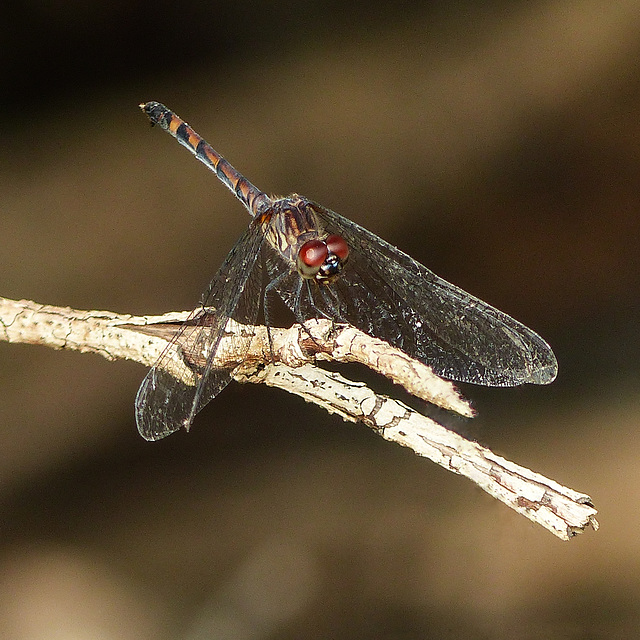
135,217,268,440
311,202,557,385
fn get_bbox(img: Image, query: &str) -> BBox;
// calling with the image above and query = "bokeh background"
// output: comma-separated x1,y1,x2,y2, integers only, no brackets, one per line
1,1,639,638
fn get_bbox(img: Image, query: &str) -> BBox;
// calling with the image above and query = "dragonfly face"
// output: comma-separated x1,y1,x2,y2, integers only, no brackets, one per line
297,234,349,282
264,195,350,283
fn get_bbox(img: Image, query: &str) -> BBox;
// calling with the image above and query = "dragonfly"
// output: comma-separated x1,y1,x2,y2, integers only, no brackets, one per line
135,101,557,441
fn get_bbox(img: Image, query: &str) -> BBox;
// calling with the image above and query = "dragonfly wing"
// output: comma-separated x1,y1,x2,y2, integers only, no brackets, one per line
135,217,266,440
306,202,557,387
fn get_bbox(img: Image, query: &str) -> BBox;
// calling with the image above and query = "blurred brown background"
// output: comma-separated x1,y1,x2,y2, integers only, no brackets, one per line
1,0,639,638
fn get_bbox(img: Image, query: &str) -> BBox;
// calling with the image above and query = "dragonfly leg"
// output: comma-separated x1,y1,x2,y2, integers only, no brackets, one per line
264,269,298,360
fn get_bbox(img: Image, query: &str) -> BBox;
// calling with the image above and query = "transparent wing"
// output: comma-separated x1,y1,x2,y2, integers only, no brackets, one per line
278,201,557,387
135,217,267,440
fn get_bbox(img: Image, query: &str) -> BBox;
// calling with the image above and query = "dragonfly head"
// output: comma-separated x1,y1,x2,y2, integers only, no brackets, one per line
297,234,349,282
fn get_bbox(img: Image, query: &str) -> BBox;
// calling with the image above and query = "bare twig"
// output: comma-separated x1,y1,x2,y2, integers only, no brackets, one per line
0,296,598,540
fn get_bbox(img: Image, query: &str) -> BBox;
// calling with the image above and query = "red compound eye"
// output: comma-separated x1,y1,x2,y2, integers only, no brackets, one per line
299,239,328,267
326,234,349,261
297,239,328,277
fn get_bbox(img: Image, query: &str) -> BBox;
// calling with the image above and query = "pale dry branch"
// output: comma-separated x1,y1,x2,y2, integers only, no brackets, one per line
0,296,598,540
